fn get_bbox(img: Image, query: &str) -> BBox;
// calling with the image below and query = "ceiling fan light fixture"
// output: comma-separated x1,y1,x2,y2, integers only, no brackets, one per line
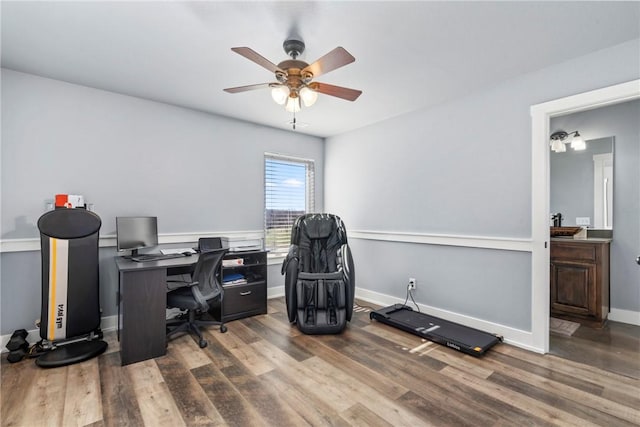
225,41,362,119
271,85,289,105
285,95,301,113
299,86,318,107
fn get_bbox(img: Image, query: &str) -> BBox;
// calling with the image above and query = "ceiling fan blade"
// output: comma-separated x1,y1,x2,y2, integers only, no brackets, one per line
231,47,284,74
310,82,362,101
302,47,355,78
223,83,273,93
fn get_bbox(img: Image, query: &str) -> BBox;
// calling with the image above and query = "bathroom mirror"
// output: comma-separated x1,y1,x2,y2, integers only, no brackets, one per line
550,136,614,229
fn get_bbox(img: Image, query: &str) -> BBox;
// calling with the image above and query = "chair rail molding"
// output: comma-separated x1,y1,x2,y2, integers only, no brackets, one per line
0,230,264,253
349,229,532,252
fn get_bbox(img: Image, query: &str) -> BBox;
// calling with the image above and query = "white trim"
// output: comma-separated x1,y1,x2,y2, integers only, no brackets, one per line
265,284,540,351
531,79,640,354
0,315,118,354
264,151,317,164
355,287,542,353
5,287,634,354
0,230,263,253
349,230,532,252
267,254,285,266
267,285,285,299
593,152,614,229
609,308,640,326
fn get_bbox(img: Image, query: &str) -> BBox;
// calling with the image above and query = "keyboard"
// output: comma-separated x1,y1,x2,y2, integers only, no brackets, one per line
130,253,188,262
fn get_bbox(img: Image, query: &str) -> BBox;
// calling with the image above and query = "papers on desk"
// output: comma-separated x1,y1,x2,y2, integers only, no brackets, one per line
160,247,196,255
222,258,244,267
223,272,247,285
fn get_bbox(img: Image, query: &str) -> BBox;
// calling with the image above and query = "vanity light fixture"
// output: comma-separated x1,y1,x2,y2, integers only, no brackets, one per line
550,130,586,153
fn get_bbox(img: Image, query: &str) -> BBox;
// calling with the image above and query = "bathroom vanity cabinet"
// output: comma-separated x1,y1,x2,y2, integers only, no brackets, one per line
550,238,610,327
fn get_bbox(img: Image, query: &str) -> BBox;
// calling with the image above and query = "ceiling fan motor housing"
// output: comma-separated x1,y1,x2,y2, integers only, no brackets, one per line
283,39,305,59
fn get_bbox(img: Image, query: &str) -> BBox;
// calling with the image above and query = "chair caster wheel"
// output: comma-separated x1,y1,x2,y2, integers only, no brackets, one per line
220,325,228,333
199,339,208,348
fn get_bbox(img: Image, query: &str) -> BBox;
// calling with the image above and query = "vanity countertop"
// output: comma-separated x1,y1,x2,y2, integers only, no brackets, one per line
551,237,612,243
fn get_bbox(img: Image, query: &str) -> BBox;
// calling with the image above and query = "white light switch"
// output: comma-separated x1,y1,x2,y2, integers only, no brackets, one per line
576,217,591,226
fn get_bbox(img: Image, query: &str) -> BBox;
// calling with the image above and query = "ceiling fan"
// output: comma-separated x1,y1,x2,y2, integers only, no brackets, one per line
223,39,362,113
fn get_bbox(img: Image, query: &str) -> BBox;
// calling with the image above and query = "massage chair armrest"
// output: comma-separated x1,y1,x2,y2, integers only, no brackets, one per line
342,244,355,321
281,244,299,275
283,244,300,323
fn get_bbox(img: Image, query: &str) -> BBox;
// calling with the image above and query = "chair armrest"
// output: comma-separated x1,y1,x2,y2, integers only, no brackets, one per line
167,279,195,291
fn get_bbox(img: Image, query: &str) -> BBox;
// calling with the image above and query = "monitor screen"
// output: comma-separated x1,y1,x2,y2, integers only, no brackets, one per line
116,216,158,255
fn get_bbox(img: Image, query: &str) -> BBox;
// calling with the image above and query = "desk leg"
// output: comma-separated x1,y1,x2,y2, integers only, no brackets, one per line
120,269,166,365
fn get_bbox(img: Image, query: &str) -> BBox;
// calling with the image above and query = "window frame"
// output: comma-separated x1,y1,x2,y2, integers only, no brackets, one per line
264,152,315,258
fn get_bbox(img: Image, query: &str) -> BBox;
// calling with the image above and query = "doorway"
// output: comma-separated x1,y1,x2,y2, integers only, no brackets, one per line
530,79,640,354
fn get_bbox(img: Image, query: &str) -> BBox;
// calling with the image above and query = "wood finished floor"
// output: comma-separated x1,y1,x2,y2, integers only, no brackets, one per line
2,298,639,427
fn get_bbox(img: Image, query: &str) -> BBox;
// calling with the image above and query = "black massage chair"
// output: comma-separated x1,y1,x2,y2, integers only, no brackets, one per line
281,213,355,334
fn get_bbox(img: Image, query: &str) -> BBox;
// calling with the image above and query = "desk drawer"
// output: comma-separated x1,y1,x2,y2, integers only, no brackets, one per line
223,281,267,318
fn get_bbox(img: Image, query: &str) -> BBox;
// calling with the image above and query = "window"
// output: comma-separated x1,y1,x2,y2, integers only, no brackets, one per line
264,153,315,256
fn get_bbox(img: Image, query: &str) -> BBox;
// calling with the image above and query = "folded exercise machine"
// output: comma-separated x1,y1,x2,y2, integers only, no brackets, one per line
370,304,502,356
35,207,107,368
282,213,355,334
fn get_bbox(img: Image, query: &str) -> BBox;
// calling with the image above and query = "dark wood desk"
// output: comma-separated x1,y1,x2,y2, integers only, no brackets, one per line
115,255,198,366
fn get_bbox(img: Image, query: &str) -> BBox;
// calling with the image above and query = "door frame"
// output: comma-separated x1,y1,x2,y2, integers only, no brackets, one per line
593,152,614,229
530,79,639,353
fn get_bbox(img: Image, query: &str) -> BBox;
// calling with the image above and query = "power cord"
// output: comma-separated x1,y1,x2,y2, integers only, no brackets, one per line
403,283,421,313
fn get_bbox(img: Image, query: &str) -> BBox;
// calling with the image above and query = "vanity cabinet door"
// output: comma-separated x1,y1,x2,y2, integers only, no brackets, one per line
550,240,610,327
550,261,597,316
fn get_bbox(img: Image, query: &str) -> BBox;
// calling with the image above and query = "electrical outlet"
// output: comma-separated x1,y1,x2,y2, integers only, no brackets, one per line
576,217,591,226
408,277,416,290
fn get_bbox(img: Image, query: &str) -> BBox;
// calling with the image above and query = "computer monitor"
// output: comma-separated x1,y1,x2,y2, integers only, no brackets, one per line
116,216,158,256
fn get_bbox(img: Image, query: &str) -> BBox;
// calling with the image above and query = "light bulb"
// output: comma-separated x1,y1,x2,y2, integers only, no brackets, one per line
271,86,290,105
571,132,586,150
551,139,566,153
285,96,301,113
299,86,318,107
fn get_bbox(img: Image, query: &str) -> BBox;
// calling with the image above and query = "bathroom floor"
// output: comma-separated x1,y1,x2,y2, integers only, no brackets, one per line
550,320,640,379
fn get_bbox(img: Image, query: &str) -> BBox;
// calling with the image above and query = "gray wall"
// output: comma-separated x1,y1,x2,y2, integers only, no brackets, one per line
325,38,640,330
551,100,640,313
0,69,323,334
550,137,613,226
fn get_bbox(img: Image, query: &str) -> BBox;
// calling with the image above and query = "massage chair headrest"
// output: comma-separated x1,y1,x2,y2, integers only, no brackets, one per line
292,213,346,243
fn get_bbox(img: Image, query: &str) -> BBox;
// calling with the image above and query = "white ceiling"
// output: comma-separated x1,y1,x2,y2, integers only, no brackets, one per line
2,1,639,138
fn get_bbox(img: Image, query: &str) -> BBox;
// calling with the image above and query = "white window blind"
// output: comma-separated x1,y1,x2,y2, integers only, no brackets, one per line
264,153,315,256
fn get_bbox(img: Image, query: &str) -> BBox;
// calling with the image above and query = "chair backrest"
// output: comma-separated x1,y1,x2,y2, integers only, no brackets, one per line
37,208,102,341
198,237,222,252
191,248,228,310
291,213,348,274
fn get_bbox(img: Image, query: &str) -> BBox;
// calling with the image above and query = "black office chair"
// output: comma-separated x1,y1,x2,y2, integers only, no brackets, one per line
166,248,228,348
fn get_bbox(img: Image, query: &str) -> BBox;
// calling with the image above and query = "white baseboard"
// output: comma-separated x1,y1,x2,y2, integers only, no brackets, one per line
1,288,287,352
609,308,640,326
267,285,285,299
1,316,118,354
7,289,633,354
354,287,543,354
264,285,542,353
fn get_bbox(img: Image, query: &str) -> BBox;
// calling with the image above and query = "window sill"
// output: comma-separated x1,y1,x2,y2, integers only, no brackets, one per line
267,254,286,266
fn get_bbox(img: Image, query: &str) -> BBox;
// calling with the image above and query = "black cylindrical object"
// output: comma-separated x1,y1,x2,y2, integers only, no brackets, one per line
6,329,28,352
7,348,28,363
